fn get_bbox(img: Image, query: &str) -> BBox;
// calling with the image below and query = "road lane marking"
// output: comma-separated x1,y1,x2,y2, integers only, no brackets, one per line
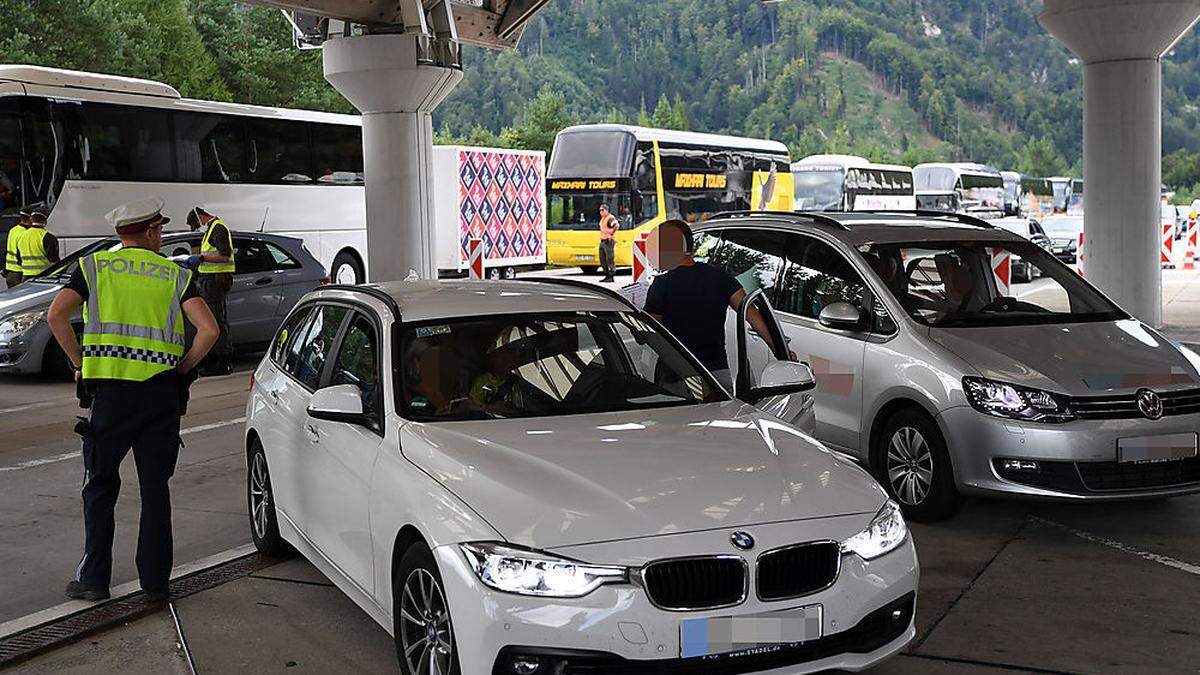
0,417,246,473
0,400,71,415
1032,516,1200,577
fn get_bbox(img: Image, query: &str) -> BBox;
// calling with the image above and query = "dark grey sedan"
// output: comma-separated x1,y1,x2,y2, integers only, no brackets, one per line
0,232,328,378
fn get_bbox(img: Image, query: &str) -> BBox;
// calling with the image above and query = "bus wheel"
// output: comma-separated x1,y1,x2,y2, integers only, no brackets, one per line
486,267,503,280
503,267,517,280
579,265,598,275
331,250,364,285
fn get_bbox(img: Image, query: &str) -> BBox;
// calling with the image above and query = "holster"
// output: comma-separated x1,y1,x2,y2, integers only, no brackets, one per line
177,368,200,415
76,378,94,409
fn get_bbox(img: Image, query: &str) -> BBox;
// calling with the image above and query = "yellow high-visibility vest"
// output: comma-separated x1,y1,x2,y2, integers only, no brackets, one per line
5,223,26,273
18,226,49,275
199,218,235,274
80,248,191,381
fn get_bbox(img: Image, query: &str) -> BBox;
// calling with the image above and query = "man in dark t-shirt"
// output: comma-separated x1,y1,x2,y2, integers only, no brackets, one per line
644,220,790,392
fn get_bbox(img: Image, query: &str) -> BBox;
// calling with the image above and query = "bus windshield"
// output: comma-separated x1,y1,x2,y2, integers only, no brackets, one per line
548,131,636,179
915,167,956,191
548,192,631,231
792,169,844,210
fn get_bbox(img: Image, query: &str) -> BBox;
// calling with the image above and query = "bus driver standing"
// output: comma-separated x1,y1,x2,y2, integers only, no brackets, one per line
597,203,619,283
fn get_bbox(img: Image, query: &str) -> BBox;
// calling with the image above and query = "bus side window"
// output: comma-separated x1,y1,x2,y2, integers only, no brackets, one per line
174,112,248,184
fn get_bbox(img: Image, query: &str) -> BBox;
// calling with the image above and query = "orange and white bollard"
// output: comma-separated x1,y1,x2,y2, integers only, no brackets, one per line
1077,232,1085,277
1184,216,1198,271
989,247,1011,296
631,237,650,284
1161,224,1175,269
468,237,484,280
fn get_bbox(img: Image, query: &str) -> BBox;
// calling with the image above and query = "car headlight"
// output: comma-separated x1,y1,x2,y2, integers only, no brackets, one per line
841,500,907,560
963,376,1075,423
459,542,627,597
0,309,47,337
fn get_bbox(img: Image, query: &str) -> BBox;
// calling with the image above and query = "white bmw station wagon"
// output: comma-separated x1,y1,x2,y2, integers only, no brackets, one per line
244,279,917,675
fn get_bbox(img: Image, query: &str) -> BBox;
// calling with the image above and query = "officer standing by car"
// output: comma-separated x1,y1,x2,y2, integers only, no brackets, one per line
17,206,58,280
3,206,30,287
46,197,218,603
187,206,235,375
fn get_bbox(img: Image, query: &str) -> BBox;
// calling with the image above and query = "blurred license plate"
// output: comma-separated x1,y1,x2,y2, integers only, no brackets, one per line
574,255,595,262
680,605,822,659
1118,433,1198,463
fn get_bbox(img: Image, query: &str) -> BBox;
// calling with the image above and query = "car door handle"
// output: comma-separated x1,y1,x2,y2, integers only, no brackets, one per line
267,388,280,401
254,277,273,286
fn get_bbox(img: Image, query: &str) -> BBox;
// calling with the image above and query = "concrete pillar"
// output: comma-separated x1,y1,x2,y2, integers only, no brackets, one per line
323,33,462,281
1041,0,1200,327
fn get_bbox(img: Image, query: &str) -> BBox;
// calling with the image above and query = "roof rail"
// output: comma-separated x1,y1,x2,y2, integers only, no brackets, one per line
854,209,995,229
520,277,639,312
324,284,402,322
703,210,852,231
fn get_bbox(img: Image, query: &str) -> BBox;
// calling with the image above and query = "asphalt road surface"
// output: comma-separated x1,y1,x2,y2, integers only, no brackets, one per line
0,361,257,624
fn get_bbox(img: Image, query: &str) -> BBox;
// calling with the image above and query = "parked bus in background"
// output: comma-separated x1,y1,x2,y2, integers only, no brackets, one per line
913,162,1005,216
791,154,915,211
0,65,383,283
545,124,793,272
1000,171,1055,218
1049,176,1084,215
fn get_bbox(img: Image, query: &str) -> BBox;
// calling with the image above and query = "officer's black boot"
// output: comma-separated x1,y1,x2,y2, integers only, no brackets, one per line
65,581,110,601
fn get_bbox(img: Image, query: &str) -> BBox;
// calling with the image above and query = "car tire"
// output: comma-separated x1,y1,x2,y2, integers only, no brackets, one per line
41,327,80,381
873,408,961,522
579,265,598,275
331,250,364,285
394,542,461,675
247,439,292,557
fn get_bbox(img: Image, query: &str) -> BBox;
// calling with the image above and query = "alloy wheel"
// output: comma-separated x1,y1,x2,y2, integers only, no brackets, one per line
399,568,454,675
250,453,271,540
885,426,934,506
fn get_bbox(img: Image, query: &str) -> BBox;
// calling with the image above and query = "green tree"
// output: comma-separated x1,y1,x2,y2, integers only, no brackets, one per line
1014,136,1068,177
506,87,574,158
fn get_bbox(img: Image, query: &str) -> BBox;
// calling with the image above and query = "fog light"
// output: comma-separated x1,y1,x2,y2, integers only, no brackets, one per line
1001,459,1040,472
891,609,903,621
511,656,540,674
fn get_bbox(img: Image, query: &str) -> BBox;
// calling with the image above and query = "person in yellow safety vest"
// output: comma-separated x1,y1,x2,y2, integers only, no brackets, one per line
3,206,31,288
46,196,218,604
16,206,59,279
186,206,235,375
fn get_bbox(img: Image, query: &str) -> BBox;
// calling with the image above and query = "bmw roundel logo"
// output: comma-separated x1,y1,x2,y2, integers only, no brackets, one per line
730,531,755,551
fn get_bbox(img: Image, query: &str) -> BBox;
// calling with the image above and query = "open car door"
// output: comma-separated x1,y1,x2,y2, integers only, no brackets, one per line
734,289,818,433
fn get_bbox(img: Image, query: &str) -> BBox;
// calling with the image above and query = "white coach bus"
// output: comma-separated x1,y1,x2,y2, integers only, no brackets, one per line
791,154,915,212
0,65,371,283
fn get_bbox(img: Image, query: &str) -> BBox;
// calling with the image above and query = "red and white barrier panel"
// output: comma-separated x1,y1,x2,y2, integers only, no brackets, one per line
989,248,1011,296
1185,216,1198,271
632,237,650,284
1162,224,1175,270
468,237,484,280
1077,232,1085,277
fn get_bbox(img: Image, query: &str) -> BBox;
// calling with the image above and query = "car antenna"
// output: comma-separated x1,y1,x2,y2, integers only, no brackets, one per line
258,207,269,233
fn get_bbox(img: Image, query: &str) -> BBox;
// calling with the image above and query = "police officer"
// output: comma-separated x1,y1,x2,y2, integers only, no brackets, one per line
17,206,58,279
3,206,30,287
187,206,234,375
46,197,218,603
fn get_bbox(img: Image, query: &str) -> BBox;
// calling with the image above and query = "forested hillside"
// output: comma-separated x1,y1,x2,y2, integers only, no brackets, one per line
7,0,1200,196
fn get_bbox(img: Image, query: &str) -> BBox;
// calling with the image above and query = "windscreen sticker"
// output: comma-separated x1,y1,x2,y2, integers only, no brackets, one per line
415,325,452,338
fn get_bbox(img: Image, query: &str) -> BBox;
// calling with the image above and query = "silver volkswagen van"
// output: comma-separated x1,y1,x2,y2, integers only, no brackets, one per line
697,211,1200,520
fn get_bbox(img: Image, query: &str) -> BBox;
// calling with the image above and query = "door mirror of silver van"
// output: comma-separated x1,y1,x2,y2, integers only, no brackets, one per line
307,384,368,425
818,302,862,330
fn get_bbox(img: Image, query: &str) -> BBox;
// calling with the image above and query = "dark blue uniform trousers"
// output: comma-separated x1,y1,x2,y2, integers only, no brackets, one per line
76,375,181,593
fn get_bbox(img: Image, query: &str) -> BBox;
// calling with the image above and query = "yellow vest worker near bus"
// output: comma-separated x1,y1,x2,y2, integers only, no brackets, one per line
47,197,218,603
15,206,59,282
3,206,30,288
187,206,235,375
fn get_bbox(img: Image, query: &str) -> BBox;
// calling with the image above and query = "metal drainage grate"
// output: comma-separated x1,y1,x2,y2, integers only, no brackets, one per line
0,552,277,668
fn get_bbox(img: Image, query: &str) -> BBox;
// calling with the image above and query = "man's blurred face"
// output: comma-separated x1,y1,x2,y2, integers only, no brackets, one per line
599,206,609,219
649,224,688,271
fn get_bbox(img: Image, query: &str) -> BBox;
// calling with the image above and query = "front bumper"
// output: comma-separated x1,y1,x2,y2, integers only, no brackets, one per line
0,325,50,375
434,514,918,674
939,406,1200,500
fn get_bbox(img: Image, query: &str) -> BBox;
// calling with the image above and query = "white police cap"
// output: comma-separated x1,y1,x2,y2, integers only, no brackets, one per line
106,197,171,234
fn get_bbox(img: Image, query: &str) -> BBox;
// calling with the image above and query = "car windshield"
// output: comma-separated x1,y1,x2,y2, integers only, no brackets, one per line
397,311,725,421
861,240,1126,328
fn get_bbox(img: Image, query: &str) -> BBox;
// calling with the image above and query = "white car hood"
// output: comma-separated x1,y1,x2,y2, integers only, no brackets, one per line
400,400,886,549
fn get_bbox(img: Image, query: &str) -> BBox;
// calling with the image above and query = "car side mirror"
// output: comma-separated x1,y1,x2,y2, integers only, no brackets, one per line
748,360,816,400
307,384,368,426
818,302,862,330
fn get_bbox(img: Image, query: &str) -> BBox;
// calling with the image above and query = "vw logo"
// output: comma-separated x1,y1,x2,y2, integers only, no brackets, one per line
730,531,755,551
1136,389,1164,420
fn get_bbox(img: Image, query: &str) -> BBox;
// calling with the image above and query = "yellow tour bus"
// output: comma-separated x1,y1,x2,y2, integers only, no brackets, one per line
546,124,794,271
